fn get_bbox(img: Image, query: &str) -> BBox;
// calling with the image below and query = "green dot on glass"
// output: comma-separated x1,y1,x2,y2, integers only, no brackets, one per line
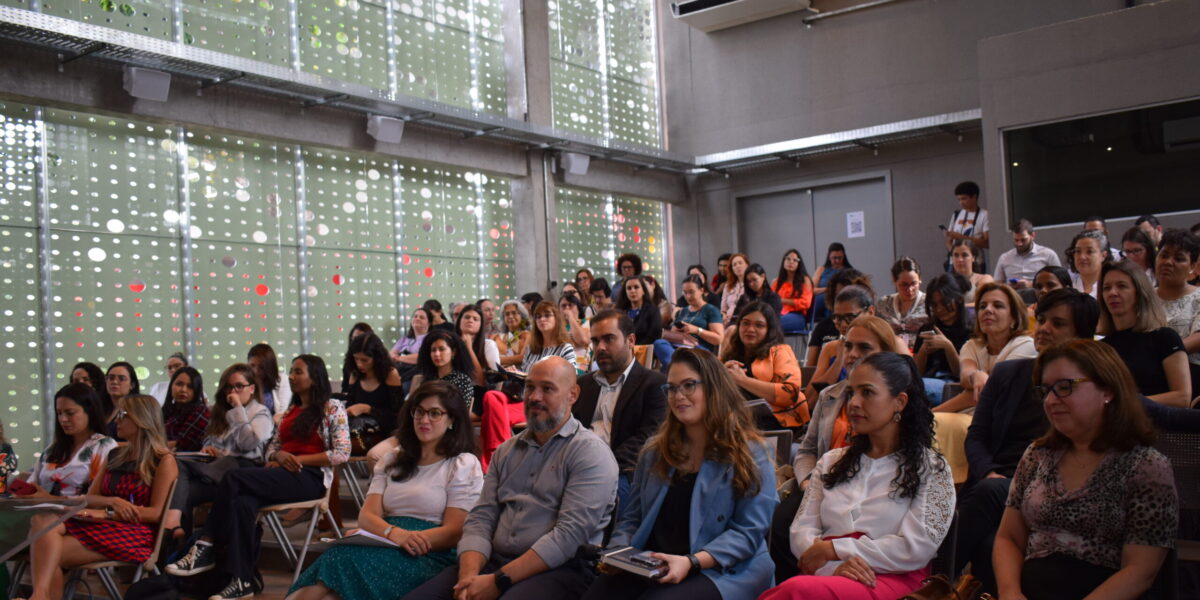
99,0,115,12
310,38,322,48
183,32,194,44
259,0,272,9
335,31,348,43
118,3,133,15
309,24,320,35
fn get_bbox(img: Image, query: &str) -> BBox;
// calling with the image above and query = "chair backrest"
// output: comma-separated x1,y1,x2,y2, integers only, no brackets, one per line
143,478,179,568
762,430,793,466
633,345,652,368
1155,430,1200,511
800,365,817,385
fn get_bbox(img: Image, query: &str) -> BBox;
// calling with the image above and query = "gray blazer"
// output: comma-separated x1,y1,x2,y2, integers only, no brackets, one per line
792,380,851,482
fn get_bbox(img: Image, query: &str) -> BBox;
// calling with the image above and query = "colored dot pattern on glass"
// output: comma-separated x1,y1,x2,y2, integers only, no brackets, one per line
555,185,667,287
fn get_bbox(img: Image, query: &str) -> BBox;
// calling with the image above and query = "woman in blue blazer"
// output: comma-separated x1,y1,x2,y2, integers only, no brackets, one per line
582,347,778,600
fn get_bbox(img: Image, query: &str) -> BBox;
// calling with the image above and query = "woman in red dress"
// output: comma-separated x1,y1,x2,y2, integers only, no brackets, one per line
19,394,178,600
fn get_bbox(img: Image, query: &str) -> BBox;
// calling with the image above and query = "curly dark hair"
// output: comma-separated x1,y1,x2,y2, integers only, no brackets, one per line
389,380,478,482
348,333,393,384
417,329,476,381
821,352,940,499
720,301,785,363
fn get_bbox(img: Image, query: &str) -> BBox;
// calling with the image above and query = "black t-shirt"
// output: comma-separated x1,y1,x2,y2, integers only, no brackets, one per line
1100,327,1184,396
808,318,839,349
913,318,971,377
992,379,1049,477
647,471,698,555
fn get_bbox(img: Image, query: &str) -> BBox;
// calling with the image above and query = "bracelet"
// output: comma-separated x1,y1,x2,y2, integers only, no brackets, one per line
382,525,395,540
686,554,702,575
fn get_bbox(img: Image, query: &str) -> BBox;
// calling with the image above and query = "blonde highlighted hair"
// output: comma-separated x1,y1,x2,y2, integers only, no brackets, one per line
109,394,170,485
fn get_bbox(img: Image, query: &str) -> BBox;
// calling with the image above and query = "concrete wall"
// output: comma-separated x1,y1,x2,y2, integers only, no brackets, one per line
671,131,984,288
978,0,1200,236
659,0,1122,156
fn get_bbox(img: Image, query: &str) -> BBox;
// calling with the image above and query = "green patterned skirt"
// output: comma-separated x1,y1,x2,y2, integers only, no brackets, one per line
289,516,456,600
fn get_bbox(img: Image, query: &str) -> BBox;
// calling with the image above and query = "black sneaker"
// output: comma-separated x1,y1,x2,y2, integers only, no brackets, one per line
209,576,255,600
164,540,215,576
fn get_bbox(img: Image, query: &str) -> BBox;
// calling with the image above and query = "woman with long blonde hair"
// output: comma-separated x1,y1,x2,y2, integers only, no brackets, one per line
20,395,177,600
581,347,777,600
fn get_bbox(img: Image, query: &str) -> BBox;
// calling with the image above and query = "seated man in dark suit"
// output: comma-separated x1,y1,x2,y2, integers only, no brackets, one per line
957,288,1098,594
572,309,667,512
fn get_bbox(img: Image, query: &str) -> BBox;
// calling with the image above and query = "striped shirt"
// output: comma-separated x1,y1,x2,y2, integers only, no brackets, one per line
521,343,577,373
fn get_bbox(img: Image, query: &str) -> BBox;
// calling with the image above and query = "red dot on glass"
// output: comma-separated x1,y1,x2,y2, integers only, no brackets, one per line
136,327,143,332
402,254,412,265
77,342,84,348
332,274,344,285
134,298,142,303
75,327,83,332
255,284,269,296
618,233,626,242
634,235,641,243
633,226,641,234
75,312,83,317
489,228,500,239
424,267,435,278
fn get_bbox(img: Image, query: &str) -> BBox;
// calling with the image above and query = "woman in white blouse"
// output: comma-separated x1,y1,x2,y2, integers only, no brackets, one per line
935,282,1036,414
761,352,954,600
287,380,483,600
514,301,577,373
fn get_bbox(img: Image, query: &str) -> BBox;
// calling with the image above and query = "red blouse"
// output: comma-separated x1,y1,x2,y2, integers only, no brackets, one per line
278,406,324,456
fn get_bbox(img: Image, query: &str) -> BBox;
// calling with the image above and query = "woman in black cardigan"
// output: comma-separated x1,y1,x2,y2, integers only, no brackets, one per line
616,275,663,345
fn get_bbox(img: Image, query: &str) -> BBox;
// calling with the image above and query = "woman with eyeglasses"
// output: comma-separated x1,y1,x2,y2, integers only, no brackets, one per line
20,395,177,600
617,276,664,346
167,355,350,600
104,362,140,440
875,257,927,348
287,381,483,600
719,301,806,431
161,363,275,538
762,352,953,600
804,270,873,368
1120,226,1157,284
575,268,595,308
1098,260,1191,407
581,347,777,600
1067,229,1111,298
993,340,1177,600
161,366,209,452
16,383,116,498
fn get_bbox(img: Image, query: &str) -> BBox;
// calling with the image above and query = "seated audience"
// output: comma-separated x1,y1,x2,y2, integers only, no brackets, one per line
104,361,139,438
875,256,927,347
993,219,1061,289
769,314,902,582
415,329,476,412
734,263,784,318
558,292,592,369
248,343,291,416
0,424,14,495
710,253,731,294
581,347,777,600
719,301,806,431
936,282,1036,414
456,304,502,383
1083,215,1122,259
675,264,721,308
772,249,815,333
477,297,500,337
720,253,749,325
994,340,1177,600
1154,229,1200,368
643,274,675,326
340,322,375,388
147,352,189,406
71,362,111,416
1120,225,1158,284
806,285,895,397
1097,260,1191,407
424,299,455,332
21,395,177,600
167,355,350,600
404,357,618,600
287,381,484,600
612,252,644,305
1066,229,1111,297
19,383,115,497
572,310,667,512
955,288,1099,595
390,308,430,367
1136,214,1164,246
161,366,209,451
914,273,972,405
574,268,595,309
1032,265,1071,302
518,301,578,372
762,352,954,600
588,277,614,316
811,243,851,321
496,299,532,367
162,363,274,537
449,302,466,324
804,269,872,367
345,333,405,432
654,274,724,367
950,239,994,303
616,275,664,345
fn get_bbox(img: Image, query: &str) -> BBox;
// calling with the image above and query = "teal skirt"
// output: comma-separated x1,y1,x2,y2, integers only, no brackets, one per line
289,516,456,600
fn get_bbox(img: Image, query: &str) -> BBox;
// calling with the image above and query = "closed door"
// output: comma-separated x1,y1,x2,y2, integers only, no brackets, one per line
737,190,816,278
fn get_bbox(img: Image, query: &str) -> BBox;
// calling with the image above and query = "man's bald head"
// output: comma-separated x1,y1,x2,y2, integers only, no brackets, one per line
523,357,579,437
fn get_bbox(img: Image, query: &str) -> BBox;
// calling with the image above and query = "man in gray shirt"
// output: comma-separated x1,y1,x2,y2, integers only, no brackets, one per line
406,356,619,600
992,219,1061,289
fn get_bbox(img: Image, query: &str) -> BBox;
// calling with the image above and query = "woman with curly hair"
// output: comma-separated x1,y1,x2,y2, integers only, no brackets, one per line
581,347,777,600
762,352,954,600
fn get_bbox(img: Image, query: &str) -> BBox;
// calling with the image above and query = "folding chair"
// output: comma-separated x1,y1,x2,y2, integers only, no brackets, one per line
339,458,369,512
258,477,343,584
61,479,178,600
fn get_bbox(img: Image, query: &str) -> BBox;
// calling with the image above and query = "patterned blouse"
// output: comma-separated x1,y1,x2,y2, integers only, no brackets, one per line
1006,444,1178,570
163,402,210,452
0,442,16,494
1162,287,1200,365
29,433,117,496
266,398,351,489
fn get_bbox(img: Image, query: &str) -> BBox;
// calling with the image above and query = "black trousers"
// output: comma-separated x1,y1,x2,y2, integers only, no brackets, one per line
955,477,1011,594
402,559,593,600
1022,553,1115,600
581,570,721,600
171,457,257,532
769,479,805,583
202,465,324,580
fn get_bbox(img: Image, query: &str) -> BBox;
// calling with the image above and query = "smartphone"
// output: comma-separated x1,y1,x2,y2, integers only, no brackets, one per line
919,330,935,338
673,319,685,329
938,224,947,231
630,551,666,569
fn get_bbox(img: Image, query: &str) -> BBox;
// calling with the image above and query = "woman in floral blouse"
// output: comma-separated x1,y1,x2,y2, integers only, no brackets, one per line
994,340,1177,600
21,383,116,497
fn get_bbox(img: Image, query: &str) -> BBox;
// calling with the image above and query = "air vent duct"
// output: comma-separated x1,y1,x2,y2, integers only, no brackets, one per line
671,0,812,33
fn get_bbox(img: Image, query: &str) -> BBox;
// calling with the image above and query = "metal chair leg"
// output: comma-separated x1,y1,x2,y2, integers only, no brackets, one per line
97,567,122,600
264,512,297,566
6,561,27,599
292,508,321,584
323,507,343,538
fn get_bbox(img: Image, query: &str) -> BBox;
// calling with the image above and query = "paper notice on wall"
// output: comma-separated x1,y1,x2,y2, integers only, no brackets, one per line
847,211,865,238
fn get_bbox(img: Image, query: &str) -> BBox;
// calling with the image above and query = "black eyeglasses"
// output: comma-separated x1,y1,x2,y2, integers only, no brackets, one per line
661,379,701,398
412,408,448,422
832,311,864,325
1035,378,1091,399
229,383,253,392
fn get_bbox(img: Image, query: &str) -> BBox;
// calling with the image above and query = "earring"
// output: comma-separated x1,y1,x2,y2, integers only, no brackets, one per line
892,411,902,423
448,423,454,430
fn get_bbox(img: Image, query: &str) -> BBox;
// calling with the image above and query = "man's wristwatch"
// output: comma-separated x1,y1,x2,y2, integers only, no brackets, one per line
686,554,702,575
494,569,513,593
104,506,114,519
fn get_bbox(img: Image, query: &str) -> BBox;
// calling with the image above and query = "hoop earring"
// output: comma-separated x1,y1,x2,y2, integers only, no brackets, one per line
892,411,902,423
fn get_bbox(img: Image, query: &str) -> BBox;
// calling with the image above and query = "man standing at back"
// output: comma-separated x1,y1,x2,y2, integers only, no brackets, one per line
405,357,619,600
944,180,990,272
572,309,667,511
993,219,1061,289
